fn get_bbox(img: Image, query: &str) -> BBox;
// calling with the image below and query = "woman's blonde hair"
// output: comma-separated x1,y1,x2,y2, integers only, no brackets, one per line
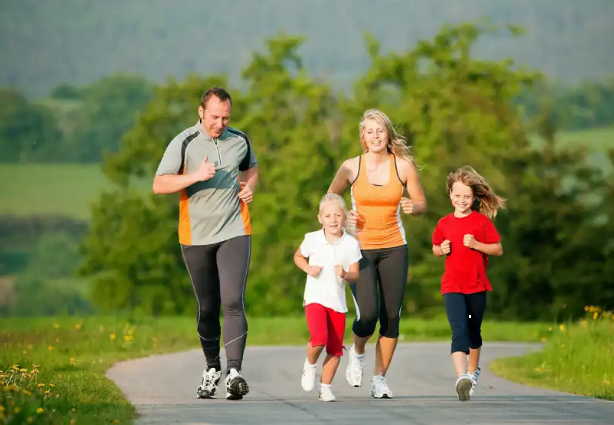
446,166,506,219
359,109,415,164
318,193,356,236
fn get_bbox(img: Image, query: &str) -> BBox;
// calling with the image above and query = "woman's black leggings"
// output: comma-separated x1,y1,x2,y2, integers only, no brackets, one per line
444,291,487,354
349,245,409,339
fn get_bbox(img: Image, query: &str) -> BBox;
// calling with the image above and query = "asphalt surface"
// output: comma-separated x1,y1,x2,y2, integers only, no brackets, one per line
106,342,613,425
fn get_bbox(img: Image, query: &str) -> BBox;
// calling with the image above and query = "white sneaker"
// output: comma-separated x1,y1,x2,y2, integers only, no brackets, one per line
455,373,472,402
469,365,481,397
345,344,365,387
301,360,317,392
370,374,393,399
196,368,222,399
225,368,249,400
318,384,336,402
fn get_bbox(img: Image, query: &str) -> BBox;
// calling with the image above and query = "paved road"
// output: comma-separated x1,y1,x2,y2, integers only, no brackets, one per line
107,342,613,425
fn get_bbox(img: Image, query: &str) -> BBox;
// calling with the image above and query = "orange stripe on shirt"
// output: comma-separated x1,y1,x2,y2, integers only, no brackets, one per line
178,188,192,245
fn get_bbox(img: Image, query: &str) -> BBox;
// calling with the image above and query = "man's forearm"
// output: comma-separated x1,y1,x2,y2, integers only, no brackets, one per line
241,167,259,191
153,173,199,195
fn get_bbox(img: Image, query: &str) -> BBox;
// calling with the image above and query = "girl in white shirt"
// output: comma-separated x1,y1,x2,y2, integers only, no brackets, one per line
293,193,362,401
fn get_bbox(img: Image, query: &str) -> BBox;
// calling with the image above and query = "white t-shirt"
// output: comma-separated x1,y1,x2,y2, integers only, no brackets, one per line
299,229,363,313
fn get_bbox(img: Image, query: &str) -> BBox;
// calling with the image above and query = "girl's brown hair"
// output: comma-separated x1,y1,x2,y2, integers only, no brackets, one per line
446,166,506,219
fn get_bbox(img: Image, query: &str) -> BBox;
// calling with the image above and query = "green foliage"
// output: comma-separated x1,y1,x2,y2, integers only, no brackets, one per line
27,232,82,279
73,23,614,319
68,74,155,162
517,77,614,131
0,75,154,164
0,274,93,317
491,306,614,401
0,88,62,163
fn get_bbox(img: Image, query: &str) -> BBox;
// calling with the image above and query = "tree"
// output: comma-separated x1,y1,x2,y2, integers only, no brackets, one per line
68,74,155,162
0,88,62,163
79,23,613,319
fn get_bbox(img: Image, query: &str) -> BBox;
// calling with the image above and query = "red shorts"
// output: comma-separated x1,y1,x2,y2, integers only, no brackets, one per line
305,303,346,356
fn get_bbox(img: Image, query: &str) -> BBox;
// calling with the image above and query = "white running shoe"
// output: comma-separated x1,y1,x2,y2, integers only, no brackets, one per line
469,365,481,397
319,384,336,402
301,360,317,392
225,368,249,400
345,344,365,387
370,374,393,399
455,373,472,402
196,368,222,399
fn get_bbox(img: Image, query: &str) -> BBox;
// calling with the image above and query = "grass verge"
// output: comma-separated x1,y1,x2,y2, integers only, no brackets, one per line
490,306,614,401
0,315,549,424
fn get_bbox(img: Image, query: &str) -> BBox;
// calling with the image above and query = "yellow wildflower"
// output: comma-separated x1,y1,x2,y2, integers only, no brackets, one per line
110,333,117,340
37,408,44,414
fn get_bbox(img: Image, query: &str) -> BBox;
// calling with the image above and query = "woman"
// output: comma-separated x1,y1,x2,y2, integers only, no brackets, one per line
327,108,427,398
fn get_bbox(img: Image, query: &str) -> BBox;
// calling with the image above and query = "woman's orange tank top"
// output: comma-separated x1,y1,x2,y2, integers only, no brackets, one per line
350,153,407,250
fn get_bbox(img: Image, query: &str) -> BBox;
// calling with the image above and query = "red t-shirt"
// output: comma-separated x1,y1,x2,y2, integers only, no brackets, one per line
432,211,501,295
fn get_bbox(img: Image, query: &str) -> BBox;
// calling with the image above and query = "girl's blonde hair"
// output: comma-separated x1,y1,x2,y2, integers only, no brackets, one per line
318,193,356,236
446,166,506,219
359,109,415,165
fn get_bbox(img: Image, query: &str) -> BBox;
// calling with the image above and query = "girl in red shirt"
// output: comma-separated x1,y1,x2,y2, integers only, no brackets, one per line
432,166,506,402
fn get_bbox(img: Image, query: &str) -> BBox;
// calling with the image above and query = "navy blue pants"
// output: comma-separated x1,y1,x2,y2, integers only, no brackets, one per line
444,292,487,354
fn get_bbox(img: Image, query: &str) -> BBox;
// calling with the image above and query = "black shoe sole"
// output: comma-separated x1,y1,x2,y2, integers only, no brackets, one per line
227,376,250,399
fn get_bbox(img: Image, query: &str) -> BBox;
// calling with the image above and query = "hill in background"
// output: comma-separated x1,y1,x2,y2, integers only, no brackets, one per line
1,0,613,98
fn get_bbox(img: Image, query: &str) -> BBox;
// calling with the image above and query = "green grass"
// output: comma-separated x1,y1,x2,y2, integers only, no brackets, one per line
0,164,149,221
490,307,614,401
530,126,614,172
1,127,612,221
0,315,549,424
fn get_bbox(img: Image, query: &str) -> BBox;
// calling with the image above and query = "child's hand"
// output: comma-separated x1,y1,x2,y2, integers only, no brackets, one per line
400,197,413,214
333,264,347,280
307,266,323,277
441,240,451,255
463,234,478,249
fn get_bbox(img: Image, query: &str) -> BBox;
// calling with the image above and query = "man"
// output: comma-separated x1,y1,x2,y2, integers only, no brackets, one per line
153,87,258,400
